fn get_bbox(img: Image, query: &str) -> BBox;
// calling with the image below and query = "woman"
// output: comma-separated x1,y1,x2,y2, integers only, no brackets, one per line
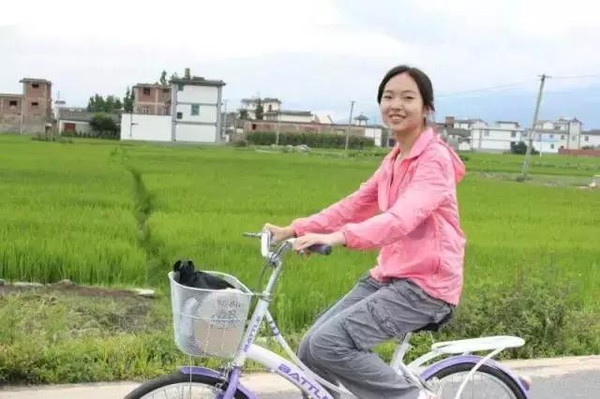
265,65,466,399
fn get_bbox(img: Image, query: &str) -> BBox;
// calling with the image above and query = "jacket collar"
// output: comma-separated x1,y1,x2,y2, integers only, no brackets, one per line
389,127,436,161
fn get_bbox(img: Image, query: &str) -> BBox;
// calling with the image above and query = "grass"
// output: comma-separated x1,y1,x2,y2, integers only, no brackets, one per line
0,134,598,384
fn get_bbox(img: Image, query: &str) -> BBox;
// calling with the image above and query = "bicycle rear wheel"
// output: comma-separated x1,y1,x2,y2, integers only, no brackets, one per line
125,371,250,399
425,362,526,399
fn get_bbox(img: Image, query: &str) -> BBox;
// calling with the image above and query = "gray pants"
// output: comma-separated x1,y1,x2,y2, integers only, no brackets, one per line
298,274,453,399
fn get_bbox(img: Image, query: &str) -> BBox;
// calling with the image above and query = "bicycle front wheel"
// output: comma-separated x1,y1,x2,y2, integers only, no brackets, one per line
125,371,251,399
425,362,526,399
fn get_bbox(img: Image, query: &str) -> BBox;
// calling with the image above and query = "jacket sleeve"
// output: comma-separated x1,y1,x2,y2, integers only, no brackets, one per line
341,150,454,250
290,165,382,236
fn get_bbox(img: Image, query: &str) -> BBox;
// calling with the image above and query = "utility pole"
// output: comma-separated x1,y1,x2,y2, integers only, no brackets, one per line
520,74,549,178
344,100,355,151
221,100,228,141
275,109,281,146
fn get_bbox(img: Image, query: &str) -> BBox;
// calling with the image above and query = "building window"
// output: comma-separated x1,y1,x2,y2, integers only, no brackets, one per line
143,88,151,95
162,88,169,94
561,135,565,140
511,132,516,138
191,104,200,116
32,83,39,89
178,84,184,91
484,131,489,137
585,136,589,142
550,134,554,139
31,102,39,107
550,144,555,149
177,112,183,119
9,100,17,107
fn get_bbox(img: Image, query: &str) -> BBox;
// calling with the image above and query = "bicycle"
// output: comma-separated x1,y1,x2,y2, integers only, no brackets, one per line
126,231,531,399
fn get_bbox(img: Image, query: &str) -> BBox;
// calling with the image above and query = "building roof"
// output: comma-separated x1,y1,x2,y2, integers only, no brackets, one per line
58,109,120,123
0,93,23,98
583,130,600,136
241,98,281,104
495,121,520,126
444,128,471,138
19,78,52,84
170,76,225,87
355,114,369,121
134,83,171,89
455,118,485,124
265,110,312,116
557,117,580,123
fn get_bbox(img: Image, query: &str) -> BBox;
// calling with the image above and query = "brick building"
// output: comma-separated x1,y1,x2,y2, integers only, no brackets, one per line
132,84,171,115
0,78,52,134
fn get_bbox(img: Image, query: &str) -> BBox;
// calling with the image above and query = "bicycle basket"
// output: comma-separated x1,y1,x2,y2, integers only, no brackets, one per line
168,271,253,359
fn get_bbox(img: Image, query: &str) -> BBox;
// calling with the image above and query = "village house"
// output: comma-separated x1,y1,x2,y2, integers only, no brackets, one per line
0,78,53,134
121,68,226,143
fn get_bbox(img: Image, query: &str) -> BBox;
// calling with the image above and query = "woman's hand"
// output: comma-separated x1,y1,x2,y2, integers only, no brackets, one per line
263,223,295,242
293,232,346,252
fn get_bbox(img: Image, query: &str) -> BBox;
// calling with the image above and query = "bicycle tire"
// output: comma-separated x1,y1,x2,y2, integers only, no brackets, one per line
425,362,526,399
124,371,251,399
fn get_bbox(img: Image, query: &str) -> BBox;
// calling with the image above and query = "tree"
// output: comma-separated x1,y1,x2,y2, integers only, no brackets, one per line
160,70,168,85
255,98,264,120
87,94,122,113
239,109,249,120
90,113,119,139
123,87,134,113
511,141,538,155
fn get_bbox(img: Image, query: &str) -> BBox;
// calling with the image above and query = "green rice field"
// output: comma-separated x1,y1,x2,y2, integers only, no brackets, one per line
0,133,598,383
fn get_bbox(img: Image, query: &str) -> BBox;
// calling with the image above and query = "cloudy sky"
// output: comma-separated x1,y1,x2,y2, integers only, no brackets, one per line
2,0,600,128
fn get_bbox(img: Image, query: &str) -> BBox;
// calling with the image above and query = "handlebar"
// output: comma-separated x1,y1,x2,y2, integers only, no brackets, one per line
243,231,332,258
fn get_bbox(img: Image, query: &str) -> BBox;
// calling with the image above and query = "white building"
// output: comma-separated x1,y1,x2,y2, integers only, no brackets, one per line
534,118,582,150
469,121,528,153
364,126,385,147
240,98,281,120
121,70,225,143
57,108,120,136
581,130,600,148
443,115,591,154
264,110,314,123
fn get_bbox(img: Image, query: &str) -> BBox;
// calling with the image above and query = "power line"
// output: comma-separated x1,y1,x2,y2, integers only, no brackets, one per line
437,81,532,98
551,73,600,80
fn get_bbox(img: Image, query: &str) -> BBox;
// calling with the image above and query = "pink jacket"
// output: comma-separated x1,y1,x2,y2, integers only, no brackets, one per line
291,128,466,305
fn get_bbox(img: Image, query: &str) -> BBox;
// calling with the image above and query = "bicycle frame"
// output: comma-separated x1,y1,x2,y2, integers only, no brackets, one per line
179,232,529,399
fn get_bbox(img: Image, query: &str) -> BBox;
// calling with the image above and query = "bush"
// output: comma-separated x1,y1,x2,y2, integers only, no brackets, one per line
230,137,248,147
247,131,374,149
90,113,119,139
510,141,539,155
439,272,600,358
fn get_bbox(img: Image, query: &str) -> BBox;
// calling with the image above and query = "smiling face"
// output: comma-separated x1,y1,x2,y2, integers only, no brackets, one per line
379,72,429,136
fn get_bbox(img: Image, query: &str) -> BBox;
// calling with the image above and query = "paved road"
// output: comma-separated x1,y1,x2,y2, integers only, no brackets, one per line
1,356,599,398
259,371,600,398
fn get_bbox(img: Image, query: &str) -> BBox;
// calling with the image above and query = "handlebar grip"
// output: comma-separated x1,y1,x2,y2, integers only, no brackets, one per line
307,244,332,255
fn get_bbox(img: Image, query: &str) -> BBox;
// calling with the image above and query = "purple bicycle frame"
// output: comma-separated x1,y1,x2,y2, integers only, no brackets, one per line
179,354,529,399
178,366,256,399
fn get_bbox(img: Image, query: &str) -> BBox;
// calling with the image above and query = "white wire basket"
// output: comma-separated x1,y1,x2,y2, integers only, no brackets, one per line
168,271,253,359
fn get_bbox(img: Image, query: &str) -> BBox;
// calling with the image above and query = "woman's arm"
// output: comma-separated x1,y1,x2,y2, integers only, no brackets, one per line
341,149,455,250
290,165,383,236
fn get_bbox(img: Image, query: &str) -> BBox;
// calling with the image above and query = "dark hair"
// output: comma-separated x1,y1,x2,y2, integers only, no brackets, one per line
377,65,435,114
